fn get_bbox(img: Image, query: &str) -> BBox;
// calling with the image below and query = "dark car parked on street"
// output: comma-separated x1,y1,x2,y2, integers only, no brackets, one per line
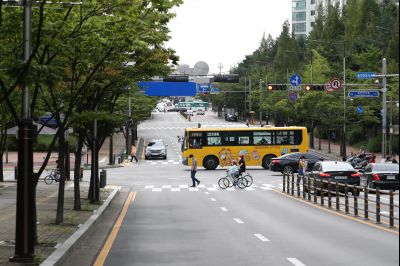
361,163,399,190
306,161,361,195
269,152,324,174
225,114,238,122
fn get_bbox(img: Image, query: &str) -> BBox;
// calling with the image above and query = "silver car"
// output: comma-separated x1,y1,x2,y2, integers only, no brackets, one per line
145,139,168,160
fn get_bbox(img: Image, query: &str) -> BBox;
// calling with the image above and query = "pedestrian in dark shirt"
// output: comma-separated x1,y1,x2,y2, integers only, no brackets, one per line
238,154,246,175
189,154,200,187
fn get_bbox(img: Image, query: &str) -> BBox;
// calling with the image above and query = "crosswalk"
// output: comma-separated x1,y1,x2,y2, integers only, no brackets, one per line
145,160,182,165
142,183,280,192
138,124,246,131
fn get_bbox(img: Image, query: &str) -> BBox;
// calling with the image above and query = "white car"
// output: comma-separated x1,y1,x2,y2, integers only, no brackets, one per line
186,110,194,116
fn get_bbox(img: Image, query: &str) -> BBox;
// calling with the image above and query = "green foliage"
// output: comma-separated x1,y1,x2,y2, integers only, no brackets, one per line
365,135,382,152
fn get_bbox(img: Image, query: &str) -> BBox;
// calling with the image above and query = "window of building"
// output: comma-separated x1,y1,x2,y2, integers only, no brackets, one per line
311,0,316,4
292,22,306,33
292,11,306,22
311,10,315,16
292,0,306,10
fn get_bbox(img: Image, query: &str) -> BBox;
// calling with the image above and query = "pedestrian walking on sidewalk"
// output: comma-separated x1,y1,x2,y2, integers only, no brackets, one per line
189,154,200,187
130,144,138,163
298,156,308,178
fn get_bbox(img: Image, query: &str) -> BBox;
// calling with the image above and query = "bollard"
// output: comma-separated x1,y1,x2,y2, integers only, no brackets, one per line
282,174,286,192
345,183,349,213
336,182,340,211
287,174,290,194
291,174,294,196
14,166,18,180
100,169,107,188
302,176,306,199
389,190,394,227
376,188,381,224
321,180,324,206
313,178,317,203
353,184,358,217
364,186,369,220
328,180,332,208
307,177,311,201
296,174,300,198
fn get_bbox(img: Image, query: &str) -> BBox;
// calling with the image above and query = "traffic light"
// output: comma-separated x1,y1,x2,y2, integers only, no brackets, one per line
266,84,287,91
163,75,189,82
213,74,239,83
305,84,325,91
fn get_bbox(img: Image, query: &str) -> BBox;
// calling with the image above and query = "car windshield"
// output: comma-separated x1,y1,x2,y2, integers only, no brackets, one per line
148,140,164,147
322,162,354,172
372,164,399,172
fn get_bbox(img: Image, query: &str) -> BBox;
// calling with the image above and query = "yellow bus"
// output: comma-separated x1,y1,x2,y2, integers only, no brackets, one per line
181,126,308,170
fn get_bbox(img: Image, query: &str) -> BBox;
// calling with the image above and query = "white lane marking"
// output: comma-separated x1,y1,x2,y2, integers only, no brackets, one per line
220,207,228,212
207,187,218,191
189,187,199,191
262,184,276,188
212,184,219,188
210,198,217,202
244,187,255,191
150,162,157,165
197,184,206,188
179,185,189,188
287,258,307,266
168,160,174,162
161,162,168,165
254,234,270,242
233,218,244,224
162,185,172,189
152,188,162,192
205,192,210,195
171,188,180,192
173,162,179,165
261,187,273,191
144,185,154,189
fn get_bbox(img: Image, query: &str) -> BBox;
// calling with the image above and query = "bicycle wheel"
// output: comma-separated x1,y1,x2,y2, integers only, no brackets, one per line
243,173,253,187
237,177,248,189
218,177,230,189
44,175,54,185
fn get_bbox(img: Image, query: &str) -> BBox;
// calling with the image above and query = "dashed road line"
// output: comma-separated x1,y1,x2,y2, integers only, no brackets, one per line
287,258,307,266
220,207,228,212
233,218,244,224
254,233,270,242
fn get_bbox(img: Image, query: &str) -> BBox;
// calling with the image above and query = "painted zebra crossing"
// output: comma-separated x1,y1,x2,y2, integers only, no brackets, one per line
143,183,281,192
145,160,182,165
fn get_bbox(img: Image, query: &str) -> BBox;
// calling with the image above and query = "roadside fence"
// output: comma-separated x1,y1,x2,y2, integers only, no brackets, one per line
282,173,399,228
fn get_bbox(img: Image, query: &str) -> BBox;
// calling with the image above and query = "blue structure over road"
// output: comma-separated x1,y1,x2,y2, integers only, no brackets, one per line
137,82,197,96
348,90,380,98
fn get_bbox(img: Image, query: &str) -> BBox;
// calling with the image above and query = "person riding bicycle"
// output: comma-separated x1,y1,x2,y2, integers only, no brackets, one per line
238,154,246,176
227,160,240,184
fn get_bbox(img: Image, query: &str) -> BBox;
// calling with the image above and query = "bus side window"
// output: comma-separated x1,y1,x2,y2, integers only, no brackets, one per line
189,138,202,149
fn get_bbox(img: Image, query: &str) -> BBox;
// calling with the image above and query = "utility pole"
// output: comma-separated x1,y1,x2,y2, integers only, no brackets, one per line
382,58,387,159
341,44,347,158
11,0,35,262
218,63,223,75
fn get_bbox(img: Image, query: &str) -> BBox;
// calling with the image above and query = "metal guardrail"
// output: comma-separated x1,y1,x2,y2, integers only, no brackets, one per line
282,173,399,228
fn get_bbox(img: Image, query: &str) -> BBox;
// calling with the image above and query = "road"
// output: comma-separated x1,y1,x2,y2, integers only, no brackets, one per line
80,111,400,266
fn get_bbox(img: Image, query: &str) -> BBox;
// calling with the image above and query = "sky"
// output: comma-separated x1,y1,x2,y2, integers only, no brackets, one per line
166,0,292,74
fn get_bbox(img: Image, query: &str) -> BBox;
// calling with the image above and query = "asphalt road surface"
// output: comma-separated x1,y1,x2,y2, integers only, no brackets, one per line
93,111,399,266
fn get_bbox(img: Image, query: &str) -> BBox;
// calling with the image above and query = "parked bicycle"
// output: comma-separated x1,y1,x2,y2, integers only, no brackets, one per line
44,169,60,185
218,171,248,189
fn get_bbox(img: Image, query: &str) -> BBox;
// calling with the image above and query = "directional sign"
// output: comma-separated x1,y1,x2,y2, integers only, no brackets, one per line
329,79,342,90
348,90,380,98
137,82,197,96
197,83,211,93
290,74,302,86
356,72,376,79
357,105,364,114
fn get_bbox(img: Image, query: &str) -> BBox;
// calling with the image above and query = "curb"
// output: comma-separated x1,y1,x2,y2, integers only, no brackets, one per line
40,186,121,266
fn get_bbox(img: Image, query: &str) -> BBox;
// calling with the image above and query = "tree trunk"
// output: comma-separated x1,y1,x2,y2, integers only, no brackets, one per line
318,128,321,150
310,121,315,149
73,131,84,211
328,131,331,153
56,126,66,225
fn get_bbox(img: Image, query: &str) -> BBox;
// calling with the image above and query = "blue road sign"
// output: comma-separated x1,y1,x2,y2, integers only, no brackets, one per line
357,105,364,114
289,92,298,102
137,82,197,96
348,90,380,98
197,83,211,93
290,74,302,86
356,72,376,79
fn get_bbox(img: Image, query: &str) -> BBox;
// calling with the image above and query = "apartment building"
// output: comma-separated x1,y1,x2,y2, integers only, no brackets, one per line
292,0,346,38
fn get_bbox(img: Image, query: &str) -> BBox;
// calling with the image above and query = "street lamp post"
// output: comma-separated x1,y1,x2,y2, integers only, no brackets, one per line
11,0,35,262
382,58,387,159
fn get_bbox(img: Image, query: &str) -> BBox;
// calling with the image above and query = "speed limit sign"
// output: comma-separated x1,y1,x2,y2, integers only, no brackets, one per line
329,79,342,90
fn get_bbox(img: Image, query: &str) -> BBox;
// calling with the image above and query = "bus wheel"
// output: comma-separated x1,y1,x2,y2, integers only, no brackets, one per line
262,155,276,170
203,156,219,170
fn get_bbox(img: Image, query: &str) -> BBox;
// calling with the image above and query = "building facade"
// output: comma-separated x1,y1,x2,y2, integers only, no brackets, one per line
292,0,347,38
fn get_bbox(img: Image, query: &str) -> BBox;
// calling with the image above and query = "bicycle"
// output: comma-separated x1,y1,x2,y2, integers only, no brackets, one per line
240,172,253,187
44,169,61,185
218,171,248,189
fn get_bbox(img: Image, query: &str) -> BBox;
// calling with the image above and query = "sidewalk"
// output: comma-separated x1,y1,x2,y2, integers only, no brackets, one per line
0,169,120,265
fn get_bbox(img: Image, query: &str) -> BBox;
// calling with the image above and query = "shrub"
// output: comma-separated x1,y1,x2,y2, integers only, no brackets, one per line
365,135,381,153
347,126,364,145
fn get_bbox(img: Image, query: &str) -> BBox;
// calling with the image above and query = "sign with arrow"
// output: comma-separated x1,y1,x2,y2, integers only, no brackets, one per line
348,90,380,98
